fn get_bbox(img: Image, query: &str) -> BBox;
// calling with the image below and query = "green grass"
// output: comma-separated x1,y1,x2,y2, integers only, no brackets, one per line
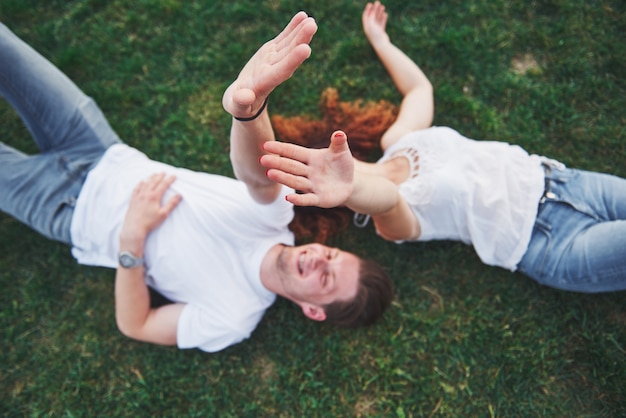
1,0,625,416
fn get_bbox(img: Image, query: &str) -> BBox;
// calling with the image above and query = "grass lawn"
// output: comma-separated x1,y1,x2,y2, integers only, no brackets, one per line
1,0,625,416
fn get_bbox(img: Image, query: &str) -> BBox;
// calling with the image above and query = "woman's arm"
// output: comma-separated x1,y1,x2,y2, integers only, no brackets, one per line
350,169,421,241
362,1,434,150
261,131,421,241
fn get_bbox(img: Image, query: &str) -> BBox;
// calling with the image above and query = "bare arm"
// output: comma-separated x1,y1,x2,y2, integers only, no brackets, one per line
115,173,183,346
261,131,421,242
362,1,434,150
228,110,280,204
257,5,430,242
261,131,400,214
223,12,318,204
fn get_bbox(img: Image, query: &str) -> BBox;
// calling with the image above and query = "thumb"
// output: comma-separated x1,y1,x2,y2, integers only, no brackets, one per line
232,88,257,106
329,130,349,153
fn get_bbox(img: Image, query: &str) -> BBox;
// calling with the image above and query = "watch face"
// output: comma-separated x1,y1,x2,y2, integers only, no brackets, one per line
119,253,135,268
119,252,141,268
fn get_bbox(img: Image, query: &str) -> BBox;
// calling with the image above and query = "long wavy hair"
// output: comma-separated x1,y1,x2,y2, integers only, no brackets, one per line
271,87,399,243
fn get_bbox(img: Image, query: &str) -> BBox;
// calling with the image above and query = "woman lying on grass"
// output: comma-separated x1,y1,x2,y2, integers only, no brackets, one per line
260,1,626,292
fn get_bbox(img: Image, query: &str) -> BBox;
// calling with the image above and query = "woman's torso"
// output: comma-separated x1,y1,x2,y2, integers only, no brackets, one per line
378,126,545,271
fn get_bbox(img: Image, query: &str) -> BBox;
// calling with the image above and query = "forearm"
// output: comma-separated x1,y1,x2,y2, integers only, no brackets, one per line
115,264,151,337
347,171,420,241
345,170,399,215
229,110,281,203
114,261,181,346
368,37,431,97
115,230,150,338
371,197,421,241
350,159,420,240
113,173,182,345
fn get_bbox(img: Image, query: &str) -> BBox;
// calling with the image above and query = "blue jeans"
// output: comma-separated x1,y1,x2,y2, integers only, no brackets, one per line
517,164,626,292
0,23,121,244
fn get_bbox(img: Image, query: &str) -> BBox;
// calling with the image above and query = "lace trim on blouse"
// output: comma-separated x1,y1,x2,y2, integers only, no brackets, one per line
379,139,440,210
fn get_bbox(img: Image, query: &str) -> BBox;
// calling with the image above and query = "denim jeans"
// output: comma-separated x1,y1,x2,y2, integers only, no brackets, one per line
517,163,626,292
0,23,121,244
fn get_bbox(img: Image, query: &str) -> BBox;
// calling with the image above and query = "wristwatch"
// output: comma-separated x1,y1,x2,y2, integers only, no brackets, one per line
118,251,144,269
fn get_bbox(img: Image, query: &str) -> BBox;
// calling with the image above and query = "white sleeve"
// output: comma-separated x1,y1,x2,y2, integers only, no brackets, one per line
176,303,261,353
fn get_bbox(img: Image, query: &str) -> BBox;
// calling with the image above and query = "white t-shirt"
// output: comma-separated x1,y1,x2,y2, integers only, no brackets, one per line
70,144,295,352
379,126,545,271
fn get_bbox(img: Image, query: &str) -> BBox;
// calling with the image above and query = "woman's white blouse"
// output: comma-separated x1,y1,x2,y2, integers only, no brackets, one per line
379,126,546,271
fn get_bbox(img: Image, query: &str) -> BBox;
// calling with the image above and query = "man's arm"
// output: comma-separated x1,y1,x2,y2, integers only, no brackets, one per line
222,12,318,204
115,173,184,345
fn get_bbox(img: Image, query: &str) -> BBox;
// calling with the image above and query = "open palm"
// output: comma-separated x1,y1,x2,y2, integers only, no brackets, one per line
261,131,355,208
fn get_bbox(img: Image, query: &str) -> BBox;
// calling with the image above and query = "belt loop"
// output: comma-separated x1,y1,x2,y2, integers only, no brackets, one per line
539,163,557,204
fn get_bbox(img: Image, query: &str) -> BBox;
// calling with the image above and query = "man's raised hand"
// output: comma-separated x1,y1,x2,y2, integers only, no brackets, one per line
222,12,318,120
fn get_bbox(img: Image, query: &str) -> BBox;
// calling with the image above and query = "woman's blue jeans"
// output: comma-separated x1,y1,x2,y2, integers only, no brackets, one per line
0,23,121,244
518,163,626,292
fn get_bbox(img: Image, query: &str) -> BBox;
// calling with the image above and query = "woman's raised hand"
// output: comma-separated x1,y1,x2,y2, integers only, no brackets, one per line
260,131,355,208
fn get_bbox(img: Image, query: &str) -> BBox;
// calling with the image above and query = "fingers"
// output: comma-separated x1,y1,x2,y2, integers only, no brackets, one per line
362,1,388,38
257,12,316,77
362,2,375,26
285,192,319,207
138,172,175,193
369,1,386,18
376,3,388,27
162,193,183,216
265,168,312,192
274,12,317,51
265,13,317,86
262,133,349,166
272,43,312,81
154,173,176,195
222,13,317,119
262,140,312,163
273,11,310,45
261,154,309,178
260,143,315,191
134,173,181,208
263,18,317,93
263,132,349,158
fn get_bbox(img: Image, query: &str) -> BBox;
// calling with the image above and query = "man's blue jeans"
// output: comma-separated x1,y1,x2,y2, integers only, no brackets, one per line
0,23,121,244
518,164,626,292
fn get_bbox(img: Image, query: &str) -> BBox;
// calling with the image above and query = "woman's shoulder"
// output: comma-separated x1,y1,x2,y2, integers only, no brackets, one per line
384,126,464,153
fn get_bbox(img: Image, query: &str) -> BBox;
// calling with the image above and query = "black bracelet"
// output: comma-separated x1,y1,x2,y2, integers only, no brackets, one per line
233,98,268,122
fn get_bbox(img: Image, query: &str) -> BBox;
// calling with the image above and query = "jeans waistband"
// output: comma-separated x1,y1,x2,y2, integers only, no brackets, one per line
539,161,562,205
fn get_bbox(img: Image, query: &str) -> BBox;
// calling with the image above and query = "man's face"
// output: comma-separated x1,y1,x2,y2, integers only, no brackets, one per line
276,243,360,308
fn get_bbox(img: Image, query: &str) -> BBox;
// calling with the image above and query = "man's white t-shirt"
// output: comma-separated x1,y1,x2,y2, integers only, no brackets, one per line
70,144,295,352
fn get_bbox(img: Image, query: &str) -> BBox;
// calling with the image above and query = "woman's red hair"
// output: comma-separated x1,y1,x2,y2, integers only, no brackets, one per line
271,88,399,243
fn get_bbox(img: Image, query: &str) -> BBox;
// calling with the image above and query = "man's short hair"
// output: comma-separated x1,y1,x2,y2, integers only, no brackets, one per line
323,258,393,328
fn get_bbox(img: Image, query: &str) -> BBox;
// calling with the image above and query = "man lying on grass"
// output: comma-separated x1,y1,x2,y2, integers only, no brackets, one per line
0,13,392,353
